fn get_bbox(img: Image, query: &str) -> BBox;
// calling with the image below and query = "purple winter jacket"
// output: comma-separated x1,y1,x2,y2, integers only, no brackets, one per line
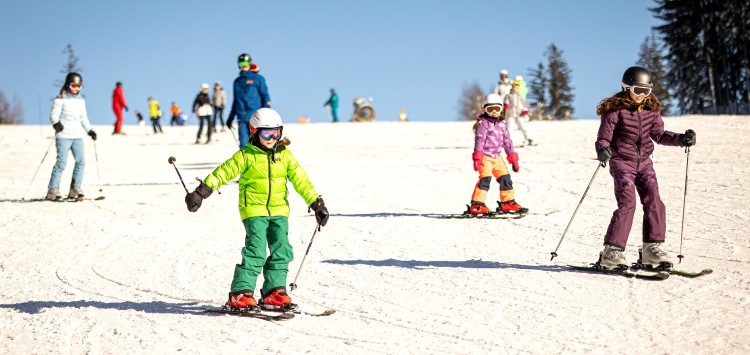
595,108,681,165
474,114,514,158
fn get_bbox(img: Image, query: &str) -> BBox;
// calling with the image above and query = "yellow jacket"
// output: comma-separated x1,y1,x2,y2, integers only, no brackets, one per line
149,100,161,118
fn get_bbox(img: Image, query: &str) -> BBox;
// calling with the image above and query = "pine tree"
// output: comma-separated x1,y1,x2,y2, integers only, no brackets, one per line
55,43,82,93
528,62,550,120
545,44,575,120
638,31,673,114
652,0,749,114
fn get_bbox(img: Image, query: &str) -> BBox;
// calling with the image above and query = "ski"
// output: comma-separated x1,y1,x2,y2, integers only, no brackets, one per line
258,303,336,317
202,306,295,321
631,264,713,278
567,264,670,280
425,212,526,220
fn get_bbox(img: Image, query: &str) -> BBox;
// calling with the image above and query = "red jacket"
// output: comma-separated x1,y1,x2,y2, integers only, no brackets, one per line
112,86,127,110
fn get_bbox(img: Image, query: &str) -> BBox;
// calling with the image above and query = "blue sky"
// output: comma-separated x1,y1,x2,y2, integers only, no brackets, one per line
1,0,660,126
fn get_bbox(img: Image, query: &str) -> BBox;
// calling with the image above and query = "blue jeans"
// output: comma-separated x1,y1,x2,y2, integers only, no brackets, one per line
238,122,250,149
48,138,85,190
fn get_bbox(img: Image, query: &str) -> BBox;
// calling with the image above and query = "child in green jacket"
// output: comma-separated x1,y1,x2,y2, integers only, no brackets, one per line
185,108,329,309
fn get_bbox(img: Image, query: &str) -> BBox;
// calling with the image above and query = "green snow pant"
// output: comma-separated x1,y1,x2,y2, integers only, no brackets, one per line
230,216,292,296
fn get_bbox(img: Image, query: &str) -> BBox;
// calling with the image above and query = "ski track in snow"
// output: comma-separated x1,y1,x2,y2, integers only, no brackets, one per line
0,116,748,354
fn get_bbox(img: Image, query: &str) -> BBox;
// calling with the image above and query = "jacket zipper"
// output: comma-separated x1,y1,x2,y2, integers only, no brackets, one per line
635,111,642,171
265,153,272,216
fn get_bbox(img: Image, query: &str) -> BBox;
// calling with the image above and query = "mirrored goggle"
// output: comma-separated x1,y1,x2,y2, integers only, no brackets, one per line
485,105,502,113
69,83,82,89
258,127,281,140
624,84,651,97
238,60,251,68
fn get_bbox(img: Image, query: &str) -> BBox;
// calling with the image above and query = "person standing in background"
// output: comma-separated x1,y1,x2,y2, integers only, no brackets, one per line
194,83,214,144
170,102,181,126
112,82,128,135
148,97,164,134
226,53,271,149
494,69,512,103
212,82,226,132
324,88,339,123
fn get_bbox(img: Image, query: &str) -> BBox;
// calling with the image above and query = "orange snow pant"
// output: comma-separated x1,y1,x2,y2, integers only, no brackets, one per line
471,155,515,204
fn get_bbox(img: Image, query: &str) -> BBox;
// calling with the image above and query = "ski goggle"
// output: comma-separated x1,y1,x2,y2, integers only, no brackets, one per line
69,83,82,89
623,83,652,97
258,127,281,141
485,105,502,113
238,60,251,68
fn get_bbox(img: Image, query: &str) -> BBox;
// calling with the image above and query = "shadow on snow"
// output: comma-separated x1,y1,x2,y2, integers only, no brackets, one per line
322,258,568,272
0,300,206,315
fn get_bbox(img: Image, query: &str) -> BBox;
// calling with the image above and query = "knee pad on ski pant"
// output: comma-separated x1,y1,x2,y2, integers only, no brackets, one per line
478,176,492,191
497,174,513,191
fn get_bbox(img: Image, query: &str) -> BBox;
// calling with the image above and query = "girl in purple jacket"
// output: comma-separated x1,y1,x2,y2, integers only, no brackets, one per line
594,66,696,270
468,94,528,216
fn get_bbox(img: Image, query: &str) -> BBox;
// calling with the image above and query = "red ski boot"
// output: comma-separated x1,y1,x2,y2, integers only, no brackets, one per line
497,200,529,214
261,288,293,307
467,202,492,216
228,291,257,309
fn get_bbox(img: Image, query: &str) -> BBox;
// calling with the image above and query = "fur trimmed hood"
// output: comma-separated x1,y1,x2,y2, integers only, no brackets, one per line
596,91,661,115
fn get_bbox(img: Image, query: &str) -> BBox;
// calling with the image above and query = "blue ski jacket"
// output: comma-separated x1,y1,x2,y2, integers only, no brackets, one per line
229,70,271,123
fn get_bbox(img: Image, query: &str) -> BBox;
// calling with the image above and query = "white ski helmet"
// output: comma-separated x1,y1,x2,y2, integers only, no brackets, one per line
500,69,509,75
483,93,503,107
514,75,523,81
249,108,283,133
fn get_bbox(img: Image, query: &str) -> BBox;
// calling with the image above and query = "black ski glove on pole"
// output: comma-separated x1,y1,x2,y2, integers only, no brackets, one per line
308,196,329,227
88,130,97,141
597,146,612,164
53,122,63,133
679,129,696,147
185,182,213,212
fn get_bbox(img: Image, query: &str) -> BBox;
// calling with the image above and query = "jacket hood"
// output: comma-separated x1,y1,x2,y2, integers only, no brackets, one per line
596,91,661,115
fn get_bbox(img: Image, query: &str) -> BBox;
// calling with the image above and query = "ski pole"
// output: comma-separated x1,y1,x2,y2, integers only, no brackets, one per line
550,162,605,261
93,140,103,194
677,147,690,263
289,223,321,292
21,138,55,200
168,156,189,193
228,125,239,147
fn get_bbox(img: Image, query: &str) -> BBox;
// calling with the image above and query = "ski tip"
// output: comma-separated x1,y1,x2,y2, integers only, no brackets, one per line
95,196,105,200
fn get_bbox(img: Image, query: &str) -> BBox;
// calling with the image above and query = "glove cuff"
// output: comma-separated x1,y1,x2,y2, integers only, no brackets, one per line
195,182,213,199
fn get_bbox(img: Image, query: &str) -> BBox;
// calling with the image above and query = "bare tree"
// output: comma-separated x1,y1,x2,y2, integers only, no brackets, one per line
458,82,486,121
0,90,23,124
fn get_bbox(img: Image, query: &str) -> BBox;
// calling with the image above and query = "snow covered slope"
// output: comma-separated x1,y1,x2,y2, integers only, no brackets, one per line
0,116,748,354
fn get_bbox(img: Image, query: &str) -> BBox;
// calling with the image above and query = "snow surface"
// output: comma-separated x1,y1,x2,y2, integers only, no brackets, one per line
1,116,748,354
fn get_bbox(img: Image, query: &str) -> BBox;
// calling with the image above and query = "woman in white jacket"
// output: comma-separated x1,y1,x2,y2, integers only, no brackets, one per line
47,73,97,201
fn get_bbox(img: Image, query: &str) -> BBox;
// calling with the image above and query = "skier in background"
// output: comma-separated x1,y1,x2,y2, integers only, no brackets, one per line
226,53,271,149
504,80,534,146
514,75,528,100
212,82,226,132
193,83,213,143
594,66,696,270
494,69,512,103
184,108,329,310
46,72,97,201
111,82,128,135
134,109,145,127
324,88,339,123
468,94,527,215
148,97,164,134
170,102,181,126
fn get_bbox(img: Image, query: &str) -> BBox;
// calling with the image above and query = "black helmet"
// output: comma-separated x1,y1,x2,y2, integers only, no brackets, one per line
237,53,252,63
622,66,652,87
65,72,83,87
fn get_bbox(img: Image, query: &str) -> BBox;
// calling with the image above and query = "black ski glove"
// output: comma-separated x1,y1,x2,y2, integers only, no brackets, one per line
308,196,329,227
226,115,234,129
185,182,213,212
88,130,97,141
597,146,612,163
679,129,696,147
124,106,129,112
53,122,63,133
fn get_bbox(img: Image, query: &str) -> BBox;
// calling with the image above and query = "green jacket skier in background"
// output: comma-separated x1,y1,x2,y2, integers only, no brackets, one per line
185,108,329,309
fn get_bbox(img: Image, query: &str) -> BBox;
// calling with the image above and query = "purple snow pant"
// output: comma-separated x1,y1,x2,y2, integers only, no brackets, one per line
603,157,666,249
